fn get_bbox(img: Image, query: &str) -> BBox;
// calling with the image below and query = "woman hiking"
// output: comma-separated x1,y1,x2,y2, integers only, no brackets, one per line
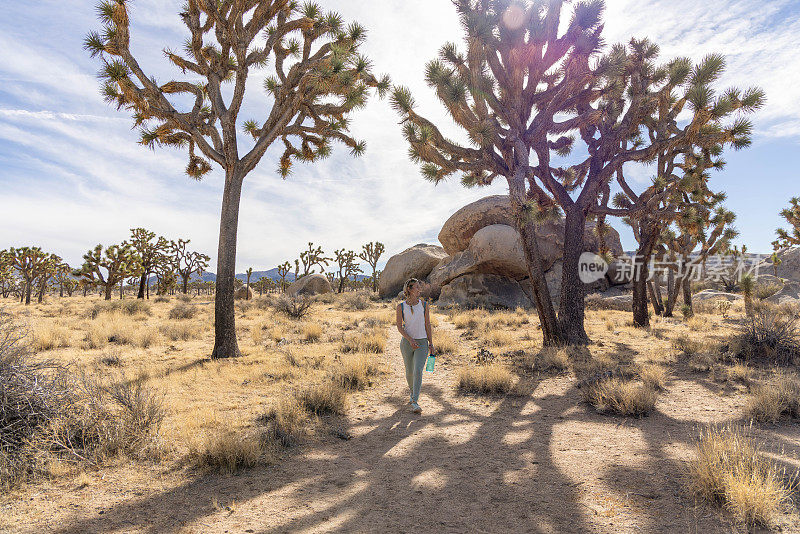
395,278,434,414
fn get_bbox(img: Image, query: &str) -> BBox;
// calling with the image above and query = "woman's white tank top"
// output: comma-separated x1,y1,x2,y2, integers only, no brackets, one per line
401,300,427,339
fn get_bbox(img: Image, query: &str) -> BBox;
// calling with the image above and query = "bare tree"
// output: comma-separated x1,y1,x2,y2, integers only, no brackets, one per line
298,242,332,277
86,0,389,358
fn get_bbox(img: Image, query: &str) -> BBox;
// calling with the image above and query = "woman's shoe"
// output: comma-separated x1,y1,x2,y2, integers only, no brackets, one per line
411,403,422,414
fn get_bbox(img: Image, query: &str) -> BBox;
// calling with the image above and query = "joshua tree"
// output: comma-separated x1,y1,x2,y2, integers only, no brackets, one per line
53,262,73,298
128,228,170,299
63,278,78,297
277,261,292,293
333,249,362,293
8,247,51,305
245,267,254,299
35,254,63,304
171,239,210,295
358,241,384,293
393,1,763,343
776,198,800,247
770,242,783,277
86,0,389,359
0,251,16,299
75,243,140,300
741,274,755,317
298,242,332,277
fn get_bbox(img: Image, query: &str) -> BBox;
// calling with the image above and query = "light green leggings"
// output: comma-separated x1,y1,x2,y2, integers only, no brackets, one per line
400,337,429,404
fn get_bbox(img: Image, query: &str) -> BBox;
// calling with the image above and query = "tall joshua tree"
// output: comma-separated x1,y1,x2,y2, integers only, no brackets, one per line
171,239,210,295
298,242,331,277
245,267,254,299
128,228,169,299
333,249,362,293
86,1,389,359
75,243,139,300
35,254,63,304
358,241,384,293
8,247,51,305
0,251,15,299
393,1,763,344
277,261,291,292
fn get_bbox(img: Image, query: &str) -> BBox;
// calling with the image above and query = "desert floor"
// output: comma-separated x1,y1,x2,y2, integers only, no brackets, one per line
2,293,799,533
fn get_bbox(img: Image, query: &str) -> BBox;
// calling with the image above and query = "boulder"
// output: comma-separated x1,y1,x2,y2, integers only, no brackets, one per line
288,274,332,296
765,281,800,305
234,285,254,300
693,290,742,302
762,247,800,282
437,195,623,257
379,244,448,298
606,257,635,286
437,273,533,310
586,293,632,311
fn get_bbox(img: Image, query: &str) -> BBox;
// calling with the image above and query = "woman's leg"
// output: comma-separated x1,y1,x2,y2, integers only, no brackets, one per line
410,339,429,404
400,338,415,400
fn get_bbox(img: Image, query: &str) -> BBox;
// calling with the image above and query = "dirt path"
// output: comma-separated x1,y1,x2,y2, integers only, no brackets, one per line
6,321,800,533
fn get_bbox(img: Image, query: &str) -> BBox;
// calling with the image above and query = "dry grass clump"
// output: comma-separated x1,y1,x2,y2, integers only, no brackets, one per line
275,295,314,319
745,373,800,424
191,429,269,473
689,424,798,528
519,347,570,374
734,306,800,366
1,315,165,489
259,397,308,447
638,364,667,391
296,382,347,415
83,315,160,349
332,353,382,391
340,328,386,354
168,303,198,320
176,294,192,303
456,364,514,395
482,329,516,347
672,334,705,356
756,282,783,301
153,295,170,303
31,322,71,352
301,322,323,343
434,333,457,355
90,299,151,319
452,309,486,329
159,323,198,342
582,379,658,417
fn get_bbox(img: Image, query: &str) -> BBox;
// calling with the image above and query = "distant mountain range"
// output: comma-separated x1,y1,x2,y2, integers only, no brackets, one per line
189,268,369,284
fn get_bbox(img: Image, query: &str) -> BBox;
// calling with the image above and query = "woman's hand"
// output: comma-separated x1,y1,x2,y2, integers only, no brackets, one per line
410,339,420,350
428,344,435,356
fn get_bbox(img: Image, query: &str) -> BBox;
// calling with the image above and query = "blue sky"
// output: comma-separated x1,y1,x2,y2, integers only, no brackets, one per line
1,0,799,272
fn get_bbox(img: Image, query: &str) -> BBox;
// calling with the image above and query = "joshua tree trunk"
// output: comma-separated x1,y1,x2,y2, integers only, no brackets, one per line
138,272,147,299
509,174,562,346
633,223,659,328
212,170,244,359
663,275,683,317
182,276,190,295
24,280,32,305
372,268,378,293
104,283,113,301
647,281,663,316
682,278,694,316
559,206,590,344
37,281,46,304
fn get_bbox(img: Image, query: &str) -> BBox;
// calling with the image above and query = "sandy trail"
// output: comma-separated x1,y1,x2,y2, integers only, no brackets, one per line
7,321,800,533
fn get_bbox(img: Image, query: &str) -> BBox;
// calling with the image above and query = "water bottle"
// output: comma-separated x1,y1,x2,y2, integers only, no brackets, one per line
425,354,436,372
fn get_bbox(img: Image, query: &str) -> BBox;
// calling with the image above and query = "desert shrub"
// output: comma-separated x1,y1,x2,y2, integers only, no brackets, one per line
332,353,382,390
259,397,308,447
1,316,164,489
276,295,314,319
482,329,515,347
735,306,800,366
177,294,192,303
90,300,151,319
301,322,322,343
168,303,198,320
582,379,658,417
340,328,386,354
681,305,693,320
689,424,797,527
434,334,456,355
456,364,514,395
755,282,782,301
295,382,347,415
254,295,276,310
339,291,370,311
153,295,170,303
315,292,336,304
745,373,800,423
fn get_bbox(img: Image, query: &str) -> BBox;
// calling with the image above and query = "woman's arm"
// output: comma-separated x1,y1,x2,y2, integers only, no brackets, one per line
424,300,434,354
396,303,419,348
